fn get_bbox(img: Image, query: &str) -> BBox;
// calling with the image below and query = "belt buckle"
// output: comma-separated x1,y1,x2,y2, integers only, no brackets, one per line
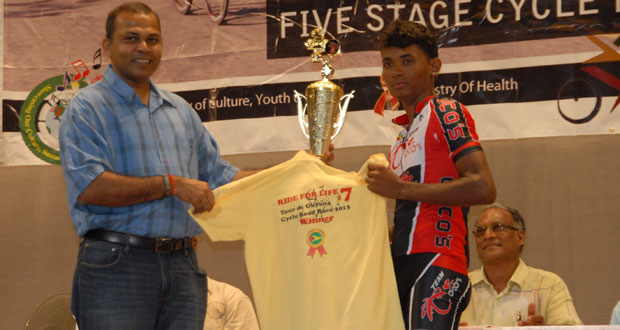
154,238,171,253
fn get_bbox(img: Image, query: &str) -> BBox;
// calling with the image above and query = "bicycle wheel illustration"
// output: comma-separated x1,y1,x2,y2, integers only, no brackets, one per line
205,0,228,24
557,78,601,124
174,0,192,15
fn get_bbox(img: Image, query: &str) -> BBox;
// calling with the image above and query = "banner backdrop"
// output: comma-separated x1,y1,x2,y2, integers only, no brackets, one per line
1,0,619,166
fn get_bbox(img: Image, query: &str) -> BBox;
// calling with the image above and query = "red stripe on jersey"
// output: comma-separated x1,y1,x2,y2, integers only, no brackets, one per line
451,141,482,160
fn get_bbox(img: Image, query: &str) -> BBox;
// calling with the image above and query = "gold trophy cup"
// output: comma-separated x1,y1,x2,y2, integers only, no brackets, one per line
294,29,354,159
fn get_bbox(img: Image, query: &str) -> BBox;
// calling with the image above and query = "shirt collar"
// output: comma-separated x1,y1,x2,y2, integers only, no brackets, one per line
100,65,173,111
508,258,529,288
472,258,528,293
392,113,410,126
391,95,434,126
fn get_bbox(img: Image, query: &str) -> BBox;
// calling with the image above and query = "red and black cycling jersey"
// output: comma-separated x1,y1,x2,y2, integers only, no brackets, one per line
389,95,482,275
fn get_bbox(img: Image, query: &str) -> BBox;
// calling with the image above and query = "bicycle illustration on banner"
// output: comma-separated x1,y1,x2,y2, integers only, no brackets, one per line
557,35,620,124
173,0,229,24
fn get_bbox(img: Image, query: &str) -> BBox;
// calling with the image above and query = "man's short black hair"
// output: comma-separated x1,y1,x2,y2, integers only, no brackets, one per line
380,20,438,59
105,2,161,40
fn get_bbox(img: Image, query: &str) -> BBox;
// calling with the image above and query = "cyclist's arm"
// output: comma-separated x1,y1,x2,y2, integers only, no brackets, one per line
366,150,496,206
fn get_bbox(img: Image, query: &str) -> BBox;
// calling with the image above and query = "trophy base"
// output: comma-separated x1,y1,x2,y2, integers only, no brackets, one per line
306,150,328,160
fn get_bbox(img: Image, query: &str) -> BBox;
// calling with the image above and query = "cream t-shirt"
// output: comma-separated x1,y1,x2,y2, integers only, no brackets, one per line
192,151,404,330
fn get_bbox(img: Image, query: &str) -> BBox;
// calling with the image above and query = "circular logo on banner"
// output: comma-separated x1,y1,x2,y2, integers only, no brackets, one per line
18,74,89,164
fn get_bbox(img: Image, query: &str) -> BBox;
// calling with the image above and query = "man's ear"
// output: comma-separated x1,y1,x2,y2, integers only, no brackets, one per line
430,57,442,76
102,37,110,57
517,230,526,248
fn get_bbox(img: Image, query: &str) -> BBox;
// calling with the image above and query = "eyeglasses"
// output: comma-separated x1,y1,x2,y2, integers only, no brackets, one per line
472,222,521,237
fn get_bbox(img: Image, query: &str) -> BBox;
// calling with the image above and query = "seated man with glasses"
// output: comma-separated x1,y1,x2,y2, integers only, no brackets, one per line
459,203,582,326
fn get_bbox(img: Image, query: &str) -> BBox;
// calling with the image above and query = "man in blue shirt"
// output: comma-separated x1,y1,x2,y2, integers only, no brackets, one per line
59,2,259,329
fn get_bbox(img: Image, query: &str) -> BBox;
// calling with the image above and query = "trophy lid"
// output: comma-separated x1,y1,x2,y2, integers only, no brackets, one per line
304,28,341,80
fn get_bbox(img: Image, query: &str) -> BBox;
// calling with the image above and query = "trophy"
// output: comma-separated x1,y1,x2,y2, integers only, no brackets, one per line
294,29,355,159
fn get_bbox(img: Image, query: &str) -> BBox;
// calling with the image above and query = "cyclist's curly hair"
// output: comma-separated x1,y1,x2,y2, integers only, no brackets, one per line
380,20,438,59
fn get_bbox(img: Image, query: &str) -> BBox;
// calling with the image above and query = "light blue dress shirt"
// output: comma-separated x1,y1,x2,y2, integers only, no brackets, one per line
59,65,238,238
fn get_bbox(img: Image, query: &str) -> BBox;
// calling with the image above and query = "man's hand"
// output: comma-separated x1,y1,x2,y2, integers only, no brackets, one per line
173,176,216,214
518,303,546,326
321,143,335,164
365,163,404,199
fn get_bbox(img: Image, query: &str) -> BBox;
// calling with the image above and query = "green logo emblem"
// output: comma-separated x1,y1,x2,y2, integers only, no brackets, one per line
19,74,89,164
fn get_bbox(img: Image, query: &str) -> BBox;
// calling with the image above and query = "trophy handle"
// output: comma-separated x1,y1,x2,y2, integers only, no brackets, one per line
294,90,310,139
332,90,355,138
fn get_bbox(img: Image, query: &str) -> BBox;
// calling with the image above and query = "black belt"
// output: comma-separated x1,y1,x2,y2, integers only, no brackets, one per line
84,229,196,253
